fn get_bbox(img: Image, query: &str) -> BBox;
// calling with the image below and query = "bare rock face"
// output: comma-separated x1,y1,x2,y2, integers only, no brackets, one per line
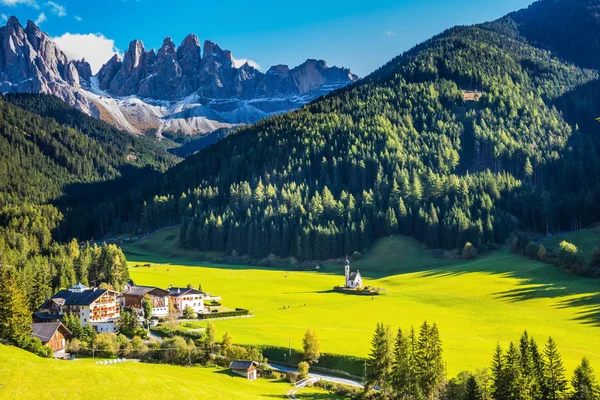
138,37,183,98
0,17,358,136
177,34,202,94
96,35,358,101
0,17,91,95
98,54,122,90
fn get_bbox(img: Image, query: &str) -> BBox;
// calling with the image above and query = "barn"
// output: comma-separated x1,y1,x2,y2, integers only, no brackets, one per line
229,360,259,380
31,322,72,353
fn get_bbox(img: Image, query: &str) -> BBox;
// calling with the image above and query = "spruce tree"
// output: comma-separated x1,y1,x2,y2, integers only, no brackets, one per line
0,265,32,345
417,321,445,399
544,337,567,400
530,337,547,399
365,322,393,393
492,344,506,399
466,375,482,400
503,342,526,400
571,357,599,400
520,331,535,398
392,327,415,399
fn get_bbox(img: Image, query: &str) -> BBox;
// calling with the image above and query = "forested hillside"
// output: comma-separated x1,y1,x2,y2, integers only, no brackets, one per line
0,94,177,205
79,0,600,262
0,94,174,331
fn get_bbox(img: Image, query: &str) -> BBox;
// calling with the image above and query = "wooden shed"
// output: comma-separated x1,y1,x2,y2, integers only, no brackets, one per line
229,360,259,380
31,322,72,352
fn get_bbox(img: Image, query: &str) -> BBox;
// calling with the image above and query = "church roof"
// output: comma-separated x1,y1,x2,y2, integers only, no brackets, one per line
348,271,361,281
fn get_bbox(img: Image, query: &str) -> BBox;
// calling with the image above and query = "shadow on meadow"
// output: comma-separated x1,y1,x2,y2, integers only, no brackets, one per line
416,250,600,327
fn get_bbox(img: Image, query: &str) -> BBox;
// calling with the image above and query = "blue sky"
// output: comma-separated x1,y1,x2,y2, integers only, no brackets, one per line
1,0,534,75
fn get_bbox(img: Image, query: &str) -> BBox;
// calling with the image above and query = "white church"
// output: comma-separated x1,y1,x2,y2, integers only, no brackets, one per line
344,257,363,289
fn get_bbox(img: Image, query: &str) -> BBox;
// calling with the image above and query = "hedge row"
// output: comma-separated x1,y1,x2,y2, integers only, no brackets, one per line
259,345,364,377
197,308,250,320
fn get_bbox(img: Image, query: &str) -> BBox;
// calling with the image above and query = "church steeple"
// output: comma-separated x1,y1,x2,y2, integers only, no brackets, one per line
345,256,350,284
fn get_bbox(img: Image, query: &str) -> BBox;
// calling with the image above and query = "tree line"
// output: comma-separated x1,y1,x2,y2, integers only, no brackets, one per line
362,323,599,400
74,21,600,262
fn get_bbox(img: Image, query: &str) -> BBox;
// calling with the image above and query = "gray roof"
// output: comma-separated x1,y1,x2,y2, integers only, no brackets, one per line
123,286,170,298
48,289,108,306
349,271,361,281
229,360,258,370
168,287,203,297
31,322,71,343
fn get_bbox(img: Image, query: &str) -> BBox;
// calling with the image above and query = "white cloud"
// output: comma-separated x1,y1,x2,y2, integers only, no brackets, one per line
46,1,66,17
1,13,8,21
232,57,261,70
53,32,121,74
74,15,82,22
385,31,396,37
34,11,46,24
0,0,38,7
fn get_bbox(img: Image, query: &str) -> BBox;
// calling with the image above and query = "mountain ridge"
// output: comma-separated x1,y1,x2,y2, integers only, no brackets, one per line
0,17,358,136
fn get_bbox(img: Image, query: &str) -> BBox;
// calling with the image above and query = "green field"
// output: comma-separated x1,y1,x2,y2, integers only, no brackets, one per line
0,344,335,400
541,226,600,263
124,229,600,378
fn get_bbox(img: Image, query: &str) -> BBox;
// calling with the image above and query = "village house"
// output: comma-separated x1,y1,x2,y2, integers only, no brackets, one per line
167,286,205,317
229,360,259,380
121,285,170,318
36,283,121,333
31,322,71,355
344,257,363,289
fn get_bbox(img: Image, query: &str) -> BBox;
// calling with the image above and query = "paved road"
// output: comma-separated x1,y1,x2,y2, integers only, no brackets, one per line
269,363,364,389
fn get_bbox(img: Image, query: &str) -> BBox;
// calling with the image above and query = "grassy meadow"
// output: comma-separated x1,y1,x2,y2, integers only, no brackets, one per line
541,225,600,263
0,344,338,400
123,228,600,378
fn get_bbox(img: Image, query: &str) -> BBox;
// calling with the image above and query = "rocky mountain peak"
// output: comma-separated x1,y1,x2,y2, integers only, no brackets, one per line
24,19,42,36
6,16,21,31
0,16,90,97
203,40,232,64
181,33,200,48
159,37,176,58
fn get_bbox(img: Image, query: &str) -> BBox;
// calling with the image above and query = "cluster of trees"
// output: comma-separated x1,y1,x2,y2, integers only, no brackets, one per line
0,203,130,310
365,321,445,399
362,324,600,400
76,17,600,262
0,202,130,356
484,332,599,400
516,236,600,277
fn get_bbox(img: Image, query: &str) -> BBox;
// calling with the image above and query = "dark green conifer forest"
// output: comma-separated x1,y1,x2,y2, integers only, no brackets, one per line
77,3,600,262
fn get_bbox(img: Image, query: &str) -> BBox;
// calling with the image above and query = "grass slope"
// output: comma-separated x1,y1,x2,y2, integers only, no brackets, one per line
541,226,600,263
125,233,600,378
0,344,335,400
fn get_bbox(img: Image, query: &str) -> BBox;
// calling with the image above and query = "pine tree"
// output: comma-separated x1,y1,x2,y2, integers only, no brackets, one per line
365,322,393,393
524,157,534,182
530,337,547,399
466,375,482,400
492,344,506,399
0,265,32,345
520,331,535,398
571,357,599,400
392,328,413,399
417,321,445,399
544,337,567,400
504,342,526,400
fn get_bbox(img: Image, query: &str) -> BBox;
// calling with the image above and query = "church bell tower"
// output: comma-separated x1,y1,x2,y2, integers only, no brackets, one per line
345,256,350,285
